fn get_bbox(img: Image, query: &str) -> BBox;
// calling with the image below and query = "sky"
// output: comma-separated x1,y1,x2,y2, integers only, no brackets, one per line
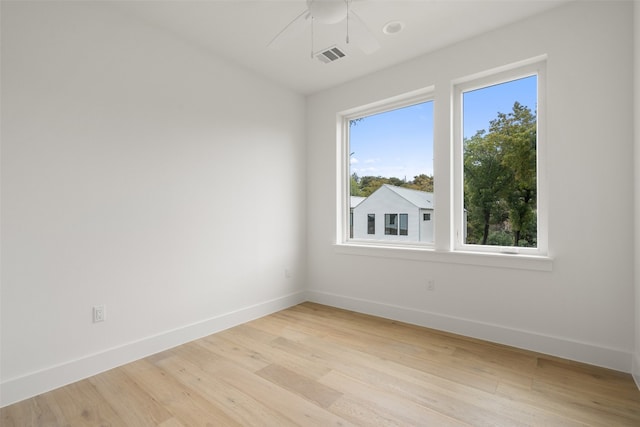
349,75,537,181
349,101,434,179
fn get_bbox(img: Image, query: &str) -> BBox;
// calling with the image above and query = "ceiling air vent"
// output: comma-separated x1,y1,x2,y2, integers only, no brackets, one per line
315,46,346,64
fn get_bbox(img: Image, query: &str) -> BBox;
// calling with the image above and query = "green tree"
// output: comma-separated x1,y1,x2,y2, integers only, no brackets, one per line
464,130,512,245
463,102,537,247
404,174,434,192
359,176,389,196
350,173,364,197
387,177,405,187
488,102,537,246
351,174,435,199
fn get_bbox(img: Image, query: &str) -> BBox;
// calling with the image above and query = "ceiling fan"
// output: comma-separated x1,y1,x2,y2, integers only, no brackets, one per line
268,0,380,56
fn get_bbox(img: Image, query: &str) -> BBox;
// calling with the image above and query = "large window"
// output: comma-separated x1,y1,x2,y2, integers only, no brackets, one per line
340,58,547,263
454,61,546,255
346,94,434,244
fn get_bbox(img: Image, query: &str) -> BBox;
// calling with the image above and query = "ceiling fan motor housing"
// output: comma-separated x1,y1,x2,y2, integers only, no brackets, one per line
307,0,348,24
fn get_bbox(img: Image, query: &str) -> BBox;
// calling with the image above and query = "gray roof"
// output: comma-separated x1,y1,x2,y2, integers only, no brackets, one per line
382,184,433,208
350,196,367,208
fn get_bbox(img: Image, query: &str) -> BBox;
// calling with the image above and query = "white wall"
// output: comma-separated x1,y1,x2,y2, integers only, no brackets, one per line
307,1,635,372
0,1,306,406
634,0,640,387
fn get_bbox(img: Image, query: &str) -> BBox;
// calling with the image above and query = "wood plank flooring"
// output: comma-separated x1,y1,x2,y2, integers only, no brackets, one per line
3,302,640,426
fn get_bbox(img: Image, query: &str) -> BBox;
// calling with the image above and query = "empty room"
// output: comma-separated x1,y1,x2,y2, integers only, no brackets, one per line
2,0,640,425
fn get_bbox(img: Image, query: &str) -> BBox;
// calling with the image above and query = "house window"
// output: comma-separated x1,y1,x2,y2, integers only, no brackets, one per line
423,213,431,221
384,213,408,236
399,214,408,236
454,60,546,255
385,214,397,235
367,214,375,234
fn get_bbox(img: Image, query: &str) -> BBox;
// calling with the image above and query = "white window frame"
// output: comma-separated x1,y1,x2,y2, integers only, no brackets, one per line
336,57,551,271
337,87,435,248
452,59,548,257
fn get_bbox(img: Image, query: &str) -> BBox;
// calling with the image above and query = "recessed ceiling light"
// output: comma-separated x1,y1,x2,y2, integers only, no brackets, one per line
382,21,405,35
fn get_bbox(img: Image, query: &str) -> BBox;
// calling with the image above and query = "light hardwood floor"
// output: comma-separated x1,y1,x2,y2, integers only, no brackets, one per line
3,302,640,426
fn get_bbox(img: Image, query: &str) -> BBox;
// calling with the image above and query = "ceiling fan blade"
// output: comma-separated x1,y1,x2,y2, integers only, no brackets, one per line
268,10,311,50
348,10,380,55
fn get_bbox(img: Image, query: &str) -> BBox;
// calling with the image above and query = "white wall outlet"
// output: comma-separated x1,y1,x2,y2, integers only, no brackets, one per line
427,280,435,291
93,305,106,323
285,268,292,279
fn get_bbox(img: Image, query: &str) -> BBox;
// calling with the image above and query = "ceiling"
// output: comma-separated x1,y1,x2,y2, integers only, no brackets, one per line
113,0,569,95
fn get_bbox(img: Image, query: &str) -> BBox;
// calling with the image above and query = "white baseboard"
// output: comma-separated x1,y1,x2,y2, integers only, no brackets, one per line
307,290,632,373
0,291,307,408
633,353,640,391
2,289,632,408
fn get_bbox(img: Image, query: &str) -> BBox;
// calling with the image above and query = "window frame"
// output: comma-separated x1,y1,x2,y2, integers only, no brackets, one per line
335,57,551,271
385,213,398,235
338,87,435,247
452,60,548,257
382,213,409,236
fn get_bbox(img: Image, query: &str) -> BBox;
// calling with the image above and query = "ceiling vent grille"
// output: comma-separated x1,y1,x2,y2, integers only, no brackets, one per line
315,46,346,64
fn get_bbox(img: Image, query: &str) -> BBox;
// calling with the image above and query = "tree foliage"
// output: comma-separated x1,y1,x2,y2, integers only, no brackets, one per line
464,102,537,247
350,173,433,197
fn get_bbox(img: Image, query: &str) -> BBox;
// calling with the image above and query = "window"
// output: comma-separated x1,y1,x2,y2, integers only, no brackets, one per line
385,214,397,235
367,214,375,234
339,57,548,266
399,214,408,236
384,213,408,236
345,92,434,244
454,60,546,255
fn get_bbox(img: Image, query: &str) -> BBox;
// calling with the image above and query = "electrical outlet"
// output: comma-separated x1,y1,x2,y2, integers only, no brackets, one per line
285,268,292,279
93,305,106,323
427,280,435,291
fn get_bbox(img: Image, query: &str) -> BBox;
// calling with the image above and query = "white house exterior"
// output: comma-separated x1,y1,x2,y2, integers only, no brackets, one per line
351,185,434,243
349,196,366,238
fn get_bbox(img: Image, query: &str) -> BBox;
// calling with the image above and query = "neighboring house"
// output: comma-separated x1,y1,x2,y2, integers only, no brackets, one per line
352,184,434,243
349,196,367,238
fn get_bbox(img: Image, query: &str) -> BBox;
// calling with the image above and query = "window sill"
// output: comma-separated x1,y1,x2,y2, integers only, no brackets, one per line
334,242,553,271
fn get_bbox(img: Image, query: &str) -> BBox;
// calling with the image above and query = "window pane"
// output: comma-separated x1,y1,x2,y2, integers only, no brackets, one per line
385,214,398,235
399,214,408,236
462,75,537,247
367,214,375,234
349,100,434,243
